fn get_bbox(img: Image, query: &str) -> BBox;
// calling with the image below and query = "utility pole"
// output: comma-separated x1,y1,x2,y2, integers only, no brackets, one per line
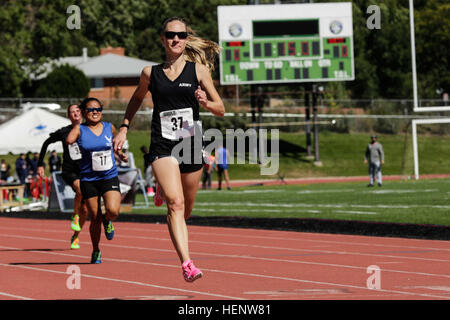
312,84,322,166
305,83,313,159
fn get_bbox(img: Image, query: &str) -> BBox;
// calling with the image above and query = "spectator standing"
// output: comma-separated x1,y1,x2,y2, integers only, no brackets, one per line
364,134,385,187
15,153,29,197
201,151,214,190
140,146,155,196
0,159,11,183
49,150,62,174
216,145,231,190
29,152,41,177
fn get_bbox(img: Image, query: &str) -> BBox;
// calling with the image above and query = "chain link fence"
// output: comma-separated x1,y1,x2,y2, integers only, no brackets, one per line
1,97,450,135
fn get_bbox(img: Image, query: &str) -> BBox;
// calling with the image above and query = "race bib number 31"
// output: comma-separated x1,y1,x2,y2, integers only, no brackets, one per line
160,108,194,140
92,150,113,171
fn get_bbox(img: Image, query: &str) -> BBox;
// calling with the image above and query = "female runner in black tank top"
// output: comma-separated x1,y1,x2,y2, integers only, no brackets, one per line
148,60,203,173
114,17,224,282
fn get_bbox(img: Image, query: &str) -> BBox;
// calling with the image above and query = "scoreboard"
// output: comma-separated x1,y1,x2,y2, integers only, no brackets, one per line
217,3,354,85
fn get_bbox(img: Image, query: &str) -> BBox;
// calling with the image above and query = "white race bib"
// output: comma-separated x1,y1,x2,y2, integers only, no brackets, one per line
91,150,113,171
68,143,82,160
160,108,194,140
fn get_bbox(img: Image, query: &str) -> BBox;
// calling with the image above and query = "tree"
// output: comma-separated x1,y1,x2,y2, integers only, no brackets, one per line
34,64,90,98
415,0,450,98
0,1,31,97
0,0,447,101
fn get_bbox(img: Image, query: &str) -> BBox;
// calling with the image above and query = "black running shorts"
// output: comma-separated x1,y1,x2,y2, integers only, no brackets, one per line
80,176,120,200
61,171,80,191
146,153,203,174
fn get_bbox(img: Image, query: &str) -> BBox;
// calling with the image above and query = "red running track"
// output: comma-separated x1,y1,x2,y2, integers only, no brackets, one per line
0,217,449,300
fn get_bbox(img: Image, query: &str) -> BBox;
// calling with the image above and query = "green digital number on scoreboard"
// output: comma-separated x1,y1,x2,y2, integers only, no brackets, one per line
217,3,354,85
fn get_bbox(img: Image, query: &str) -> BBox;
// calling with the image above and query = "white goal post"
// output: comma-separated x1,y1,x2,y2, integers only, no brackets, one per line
412,118,450,180
409,0,450,179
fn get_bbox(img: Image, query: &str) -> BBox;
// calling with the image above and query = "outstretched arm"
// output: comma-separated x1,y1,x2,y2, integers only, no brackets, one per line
37,135,57,177
114,66,152,152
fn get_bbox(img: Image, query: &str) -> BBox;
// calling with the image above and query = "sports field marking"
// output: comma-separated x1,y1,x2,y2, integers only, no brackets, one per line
297,189,356,194
368,189,438,194
197,201,450,210
103,226,450,249
187,230,450,252
3,226,450,262
1,233,449,278
243,288,349,296
333,210,377,215
0,259,245,300
0,291,34,300
2,223,449,257
198,189,284,194
1,227,449,265
241,189,284,193
88,295,192,300
243,290,401,299
400,286,450,293
1,245,449,300
193,208,322,214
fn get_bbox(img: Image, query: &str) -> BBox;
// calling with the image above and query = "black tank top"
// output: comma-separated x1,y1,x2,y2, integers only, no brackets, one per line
149,61,200,155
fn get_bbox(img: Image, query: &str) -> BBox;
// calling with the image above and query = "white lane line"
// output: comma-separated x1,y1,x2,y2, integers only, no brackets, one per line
0,291,34,300
196,201,450,210
97,225,450,251
0,259,244,300
0,247,448,300
2,224,450,257
333,210,377,215
1,233,449,280
297,189,356,194
1,231,449,265
192,208,322,214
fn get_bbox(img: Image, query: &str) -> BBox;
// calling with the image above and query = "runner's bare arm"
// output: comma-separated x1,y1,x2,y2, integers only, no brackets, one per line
195,64,225,117
66,124,80,145
114,66,152,151
112,124,128,162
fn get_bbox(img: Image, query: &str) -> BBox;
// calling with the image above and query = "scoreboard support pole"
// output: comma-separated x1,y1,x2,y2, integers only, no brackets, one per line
312,84,322,166
250,84,259,164
304,83,313,159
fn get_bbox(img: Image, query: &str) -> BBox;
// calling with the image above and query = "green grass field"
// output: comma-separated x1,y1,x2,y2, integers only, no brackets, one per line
129,178,450,226
5,130,449,227
123,130,450,180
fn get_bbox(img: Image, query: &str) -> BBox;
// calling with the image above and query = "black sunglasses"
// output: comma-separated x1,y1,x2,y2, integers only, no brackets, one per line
164,31,188,39
87,107,103,113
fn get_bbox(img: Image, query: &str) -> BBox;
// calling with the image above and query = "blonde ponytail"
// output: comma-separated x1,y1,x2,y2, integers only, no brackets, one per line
184,26,221,72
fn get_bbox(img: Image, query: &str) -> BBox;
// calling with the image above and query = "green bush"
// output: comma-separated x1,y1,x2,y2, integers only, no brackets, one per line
34,64,90,98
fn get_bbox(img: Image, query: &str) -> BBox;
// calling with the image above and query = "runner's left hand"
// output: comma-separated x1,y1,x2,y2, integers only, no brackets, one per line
195,86,208,108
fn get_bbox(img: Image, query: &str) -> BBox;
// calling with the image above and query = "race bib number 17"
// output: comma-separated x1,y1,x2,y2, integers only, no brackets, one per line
91,150,113,171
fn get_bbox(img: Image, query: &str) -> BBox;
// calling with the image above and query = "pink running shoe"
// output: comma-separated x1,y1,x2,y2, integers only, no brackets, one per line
153,183,165,207
182,260,203,282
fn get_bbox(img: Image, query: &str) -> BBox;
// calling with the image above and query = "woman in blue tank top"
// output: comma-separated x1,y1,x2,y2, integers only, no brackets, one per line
67,97,128,264
114,17,225,282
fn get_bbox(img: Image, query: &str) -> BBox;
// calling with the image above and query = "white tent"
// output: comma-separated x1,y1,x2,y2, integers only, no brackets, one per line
0,107,71,155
